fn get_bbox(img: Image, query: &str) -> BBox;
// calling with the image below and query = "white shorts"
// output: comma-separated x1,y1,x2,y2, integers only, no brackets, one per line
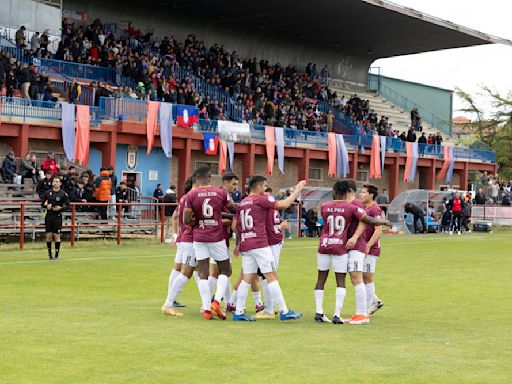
241,246,276,274
270,242,283,269
364,255,378,273
317,253,348,273
193,241,230,262
210,245,231,265
175,242,197,267
348,250,365,272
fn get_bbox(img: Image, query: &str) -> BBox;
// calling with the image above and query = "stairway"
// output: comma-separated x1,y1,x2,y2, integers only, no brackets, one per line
329,82,455,143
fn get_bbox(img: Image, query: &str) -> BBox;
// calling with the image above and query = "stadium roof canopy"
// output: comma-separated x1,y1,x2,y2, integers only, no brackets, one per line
142,0,510,59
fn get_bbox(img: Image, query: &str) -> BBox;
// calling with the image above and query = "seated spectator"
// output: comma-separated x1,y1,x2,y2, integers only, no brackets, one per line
20,153,37,184
2,151,17,184
36,170,53,198
40,152,60,176
502,194,511,206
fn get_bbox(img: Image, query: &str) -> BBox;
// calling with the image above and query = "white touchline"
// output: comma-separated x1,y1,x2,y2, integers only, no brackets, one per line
0,236,508,266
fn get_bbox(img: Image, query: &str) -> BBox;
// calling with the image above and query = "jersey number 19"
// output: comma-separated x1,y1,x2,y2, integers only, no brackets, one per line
327,215,346,236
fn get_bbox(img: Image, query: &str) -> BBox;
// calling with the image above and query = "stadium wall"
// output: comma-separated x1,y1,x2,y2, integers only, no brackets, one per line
64,0,372,84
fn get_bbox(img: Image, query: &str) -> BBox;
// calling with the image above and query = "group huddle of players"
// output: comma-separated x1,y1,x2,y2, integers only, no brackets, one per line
162,165,390,324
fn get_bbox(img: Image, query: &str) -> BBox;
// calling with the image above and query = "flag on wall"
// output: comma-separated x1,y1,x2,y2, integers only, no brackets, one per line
275,127,285,174
446,146,456,184
62,103,75,161
176,105,199,128
202,132,219,155
159,102,173,158
369,135,382,179
437,146,452,182
328,132,337,177
227,141,235,171
265,126,275,175
380,136,387,173
335,134,350,178
146,101,159,155
404,142,419,183
218,140,228,174
74,105,90,166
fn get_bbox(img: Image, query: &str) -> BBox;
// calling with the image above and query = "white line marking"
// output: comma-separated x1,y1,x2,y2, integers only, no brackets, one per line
0,236,509,266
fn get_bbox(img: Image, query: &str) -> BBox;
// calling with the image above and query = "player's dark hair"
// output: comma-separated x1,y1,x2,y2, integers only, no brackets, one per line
183,177,193,194
265,187,273,193
332,180,353,200
248,175,266,191
222,172,239,183
363,184,378,200
192,166,211,184
345,179,358,193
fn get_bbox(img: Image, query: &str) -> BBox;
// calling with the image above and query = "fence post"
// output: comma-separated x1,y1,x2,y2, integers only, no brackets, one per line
70,204,75,247
298,202,303,238
160,203,165,243
117,203,121,245
20,202,25,251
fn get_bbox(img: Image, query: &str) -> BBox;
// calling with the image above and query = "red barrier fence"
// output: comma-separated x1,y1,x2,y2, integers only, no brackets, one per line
0,202,178,250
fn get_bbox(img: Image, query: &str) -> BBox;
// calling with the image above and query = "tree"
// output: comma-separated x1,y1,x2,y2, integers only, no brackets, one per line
455,87,512,180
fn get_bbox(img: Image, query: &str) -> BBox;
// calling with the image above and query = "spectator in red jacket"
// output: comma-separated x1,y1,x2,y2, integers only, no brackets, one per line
40,152,60,177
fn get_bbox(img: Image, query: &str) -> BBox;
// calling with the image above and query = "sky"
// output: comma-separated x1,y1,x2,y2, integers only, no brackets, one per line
372,0,512,119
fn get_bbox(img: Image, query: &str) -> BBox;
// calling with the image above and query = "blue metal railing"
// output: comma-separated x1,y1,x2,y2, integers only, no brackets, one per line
368,73,452,135
0,95,496,163
0,97,101,125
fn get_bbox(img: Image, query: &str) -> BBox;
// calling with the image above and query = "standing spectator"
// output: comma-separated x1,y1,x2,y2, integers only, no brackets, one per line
447,192,464,235
21,153,37,184
406,127,417,143
418,132,427,156
462,198,472,232
20,64,31,99
305,207,318,237
475,188,486,205
163,186,177,237
2,151,17,183
30,32,40,52
95,168,112,220
153,184,164,201
15,26,26,48
40,31,49,53
502,194,511,206
376,188,389,216
5,69,16,98
107,166,117,217
40,152,59,176
490,181,499,204
68,79,81,104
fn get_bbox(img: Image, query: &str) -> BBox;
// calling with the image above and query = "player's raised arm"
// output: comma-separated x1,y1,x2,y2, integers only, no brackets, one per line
275,180,307,210
361,215,390,227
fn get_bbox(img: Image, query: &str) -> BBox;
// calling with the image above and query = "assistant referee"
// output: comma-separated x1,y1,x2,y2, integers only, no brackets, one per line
41,176,70,260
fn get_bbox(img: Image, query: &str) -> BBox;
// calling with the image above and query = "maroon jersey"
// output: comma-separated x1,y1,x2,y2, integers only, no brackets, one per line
236,194,277,252
346,199,367,253
184,187,231,243
223,206,232,247
364,203,382,257
176,195,193,243
266,209,283,246
318,201,366,255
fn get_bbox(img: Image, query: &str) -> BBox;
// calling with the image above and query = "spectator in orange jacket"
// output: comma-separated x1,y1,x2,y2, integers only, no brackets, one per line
40,152,60,177
95,168,112,220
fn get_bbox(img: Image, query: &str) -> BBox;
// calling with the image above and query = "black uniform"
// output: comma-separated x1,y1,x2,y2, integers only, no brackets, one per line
42,189,70,233
37,178,53,199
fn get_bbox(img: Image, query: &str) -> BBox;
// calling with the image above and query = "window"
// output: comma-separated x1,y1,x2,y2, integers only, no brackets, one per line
196,161,219,175
356,171,368,182
309,167,323,181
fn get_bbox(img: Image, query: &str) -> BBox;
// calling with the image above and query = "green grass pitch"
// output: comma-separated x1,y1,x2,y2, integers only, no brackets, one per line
0,233,511,383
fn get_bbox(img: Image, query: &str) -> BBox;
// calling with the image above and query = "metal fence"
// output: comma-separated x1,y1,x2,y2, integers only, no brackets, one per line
0,97,101,125
0,201,178,250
